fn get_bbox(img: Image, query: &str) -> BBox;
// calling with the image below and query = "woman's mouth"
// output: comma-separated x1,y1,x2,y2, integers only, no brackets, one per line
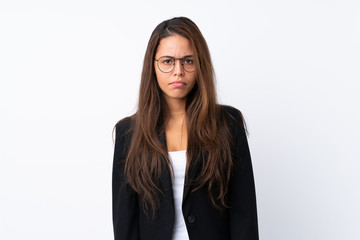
169,81,186,87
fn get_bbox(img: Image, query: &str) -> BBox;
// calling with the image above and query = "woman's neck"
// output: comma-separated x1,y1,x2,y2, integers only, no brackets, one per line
164,97,188,151
165,97,186,117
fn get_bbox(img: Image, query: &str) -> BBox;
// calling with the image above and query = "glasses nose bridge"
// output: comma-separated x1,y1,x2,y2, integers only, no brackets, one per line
172,58,184,71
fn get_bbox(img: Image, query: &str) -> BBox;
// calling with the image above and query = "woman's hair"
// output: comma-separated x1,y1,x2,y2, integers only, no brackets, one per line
118,16,238,215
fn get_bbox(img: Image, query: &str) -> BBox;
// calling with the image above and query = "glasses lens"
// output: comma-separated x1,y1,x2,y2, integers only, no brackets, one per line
182,57,195,72
158,57,174,73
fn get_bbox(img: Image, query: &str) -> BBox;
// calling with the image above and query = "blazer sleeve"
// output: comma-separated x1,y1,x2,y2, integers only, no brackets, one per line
112,121,140,240
227,109,259,240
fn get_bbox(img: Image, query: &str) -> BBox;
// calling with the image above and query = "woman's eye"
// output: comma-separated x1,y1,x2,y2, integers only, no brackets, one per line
184,59,194,65
162,59,174,64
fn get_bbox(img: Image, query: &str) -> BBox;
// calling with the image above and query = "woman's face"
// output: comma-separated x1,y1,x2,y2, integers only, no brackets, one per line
154,34,197,103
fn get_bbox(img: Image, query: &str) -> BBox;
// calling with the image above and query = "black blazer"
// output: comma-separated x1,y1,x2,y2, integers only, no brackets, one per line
112,105,259,240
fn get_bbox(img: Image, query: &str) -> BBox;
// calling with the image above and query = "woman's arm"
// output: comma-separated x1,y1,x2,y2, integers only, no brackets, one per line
226,107,259,239
112,120,140,240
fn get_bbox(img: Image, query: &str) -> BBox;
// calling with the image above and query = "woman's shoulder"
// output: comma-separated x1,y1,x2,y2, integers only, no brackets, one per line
114,114,135,139
218,104,245,124
218,104,247,136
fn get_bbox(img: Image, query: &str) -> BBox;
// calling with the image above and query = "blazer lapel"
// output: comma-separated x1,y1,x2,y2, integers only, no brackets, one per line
159,131,174,203
183,151,201,202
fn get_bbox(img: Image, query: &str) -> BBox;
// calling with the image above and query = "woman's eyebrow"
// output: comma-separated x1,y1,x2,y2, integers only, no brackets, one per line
160,55,194,58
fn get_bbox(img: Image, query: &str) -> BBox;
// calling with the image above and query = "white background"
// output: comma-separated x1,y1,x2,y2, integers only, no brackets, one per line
1,0,359,239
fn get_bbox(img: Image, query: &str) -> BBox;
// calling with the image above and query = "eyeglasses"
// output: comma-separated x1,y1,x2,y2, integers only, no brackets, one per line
154,56,196,73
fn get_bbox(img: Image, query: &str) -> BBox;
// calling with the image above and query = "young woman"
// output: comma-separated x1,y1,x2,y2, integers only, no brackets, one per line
112,17,259,240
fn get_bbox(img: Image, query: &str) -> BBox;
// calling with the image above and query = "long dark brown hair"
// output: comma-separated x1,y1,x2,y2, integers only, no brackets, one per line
116,17,242,215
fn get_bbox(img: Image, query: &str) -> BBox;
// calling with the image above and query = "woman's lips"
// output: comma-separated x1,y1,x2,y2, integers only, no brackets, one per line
169,81,186,87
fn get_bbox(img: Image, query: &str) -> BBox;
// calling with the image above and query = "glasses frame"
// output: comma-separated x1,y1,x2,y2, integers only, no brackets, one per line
154,56,196,73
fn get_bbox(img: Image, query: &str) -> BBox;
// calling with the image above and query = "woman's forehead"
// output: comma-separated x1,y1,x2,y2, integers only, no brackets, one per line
156,35,194,57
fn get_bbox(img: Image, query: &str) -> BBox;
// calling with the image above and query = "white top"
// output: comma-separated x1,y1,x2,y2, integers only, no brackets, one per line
168,150,189,240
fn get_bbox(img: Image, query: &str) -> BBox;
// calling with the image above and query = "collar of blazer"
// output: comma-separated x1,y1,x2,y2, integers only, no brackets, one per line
158,129,201,203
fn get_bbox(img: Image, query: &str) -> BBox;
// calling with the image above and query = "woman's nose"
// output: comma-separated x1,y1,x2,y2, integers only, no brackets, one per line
173,59,184,76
